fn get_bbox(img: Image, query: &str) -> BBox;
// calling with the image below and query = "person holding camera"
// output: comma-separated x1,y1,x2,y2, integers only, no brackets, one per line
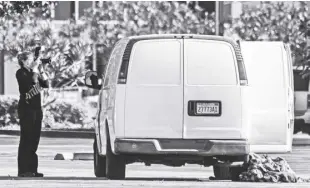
16,50,49,177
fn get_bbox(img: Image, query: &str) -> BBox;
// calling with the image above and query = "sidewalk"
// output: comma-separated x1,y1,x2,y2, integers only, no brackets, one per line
293,133,310,146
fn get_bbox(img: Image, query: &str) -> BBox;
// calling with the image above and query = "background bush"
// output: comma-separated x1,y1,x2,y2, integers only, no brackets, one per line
0,96,95,130
0,96,19,127
224,2,309,68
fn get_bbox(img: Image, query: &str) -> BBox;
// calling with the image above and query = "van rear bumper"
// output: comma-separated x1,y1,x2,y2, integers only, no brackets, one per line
114,138,249,156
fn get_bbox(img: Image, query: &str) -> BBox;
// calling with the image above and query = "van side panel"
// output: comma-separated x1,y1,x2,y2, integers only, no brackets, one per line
240,86,251,139
124,39,184,138
114,85,126,138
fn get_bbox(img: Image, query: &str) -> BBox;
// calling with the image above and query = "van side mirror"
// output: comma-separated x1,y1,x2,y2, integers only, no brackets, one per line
84,71,102,90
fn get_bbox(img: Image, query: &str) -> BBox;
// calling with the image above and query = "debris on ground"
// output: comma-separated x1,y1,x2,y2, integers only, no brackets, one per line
238,153,310,183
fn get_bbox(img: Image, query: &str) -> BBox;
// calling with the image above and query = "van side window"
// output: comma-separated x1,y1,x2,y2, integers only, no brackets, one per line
103,41,128,87
186,40,237,85
109,43,125,86
103,46,117,87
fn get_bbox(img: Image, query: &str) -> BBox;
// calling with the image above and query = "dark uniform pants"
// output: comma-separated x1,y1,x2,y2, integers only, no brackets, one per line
17,105,43,174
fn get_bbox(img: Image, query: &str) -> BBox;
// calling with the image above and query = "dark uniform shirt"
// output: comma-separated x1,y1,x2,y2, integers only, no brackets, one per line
16,67,49,109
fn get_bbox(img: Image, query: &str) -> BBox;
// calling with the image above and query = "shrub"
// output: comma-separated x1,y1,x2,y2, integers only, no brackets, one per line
0,96,19,127
0,95,95,130
224,2,309,67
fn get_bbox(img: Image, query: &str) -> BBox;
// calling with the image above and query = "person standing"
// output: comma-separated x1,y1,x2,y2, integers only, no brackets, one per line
16,51,49,177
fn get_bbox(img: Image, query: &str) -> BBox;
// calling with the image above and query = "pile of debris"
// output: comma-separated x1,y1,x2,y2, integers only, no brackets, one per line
238,153,310,183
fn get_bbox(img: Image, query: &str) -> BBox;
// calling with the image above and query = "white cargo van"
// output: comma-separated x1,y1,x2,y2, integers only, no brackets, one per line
84,35,292,180
240,41,294,153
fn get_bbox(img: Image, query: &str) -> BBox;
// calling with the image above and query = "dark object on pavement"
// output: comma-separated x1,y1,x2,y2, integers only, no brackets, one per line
18,172,35,177
18,172,44,177
213,163,246,181
34,172,44,177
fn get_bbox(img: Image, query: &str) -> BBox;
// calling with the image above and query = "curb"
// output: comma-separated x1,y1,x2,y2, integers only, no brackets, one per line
0,130,94,139
293,137,310,146
54,152,93,160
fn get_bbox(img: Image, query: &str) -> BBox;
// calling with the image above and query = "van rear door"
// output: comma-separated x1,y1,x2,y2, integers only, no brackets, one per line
124,39,184,138
284,44,294,151
240,41,291,153
183,39,244,139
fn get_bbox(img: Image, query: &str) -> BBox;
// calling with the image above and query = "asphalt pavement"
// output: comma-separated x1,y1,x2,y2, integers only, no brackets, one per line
1,135,310,187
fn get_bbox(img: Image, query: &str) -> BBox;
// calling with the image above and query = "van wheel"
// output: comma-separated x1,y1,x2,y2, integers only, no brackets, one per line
93,138,106,177
106,134,126,180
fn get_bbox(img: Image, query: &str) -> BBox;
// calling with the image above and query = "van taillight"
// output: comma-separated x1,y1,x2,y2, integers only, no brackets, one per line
240,80,248,86
308,94,310,108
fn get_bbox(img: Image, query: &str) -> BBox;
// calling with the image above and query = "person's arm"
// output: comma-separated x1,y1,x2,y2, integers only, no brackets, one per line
16,70,29,96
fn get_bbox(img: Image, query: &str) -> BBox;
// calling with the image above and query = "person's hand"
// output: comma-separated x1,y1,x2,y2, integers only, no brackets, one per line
32,64,40,73
38,64,45,74
37,63,49,80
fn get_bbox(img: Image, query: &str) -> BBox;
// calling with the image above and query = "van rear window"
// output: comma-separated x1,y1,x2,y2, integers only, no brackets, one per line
186,40,237,85
127,40,182,85
294,70,309,91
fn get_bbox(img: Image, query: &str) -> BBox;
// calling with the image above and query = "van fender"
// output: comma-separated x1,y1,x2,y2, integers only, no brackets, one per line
97,119,107,156
94,120,102,154
106,118,117,154
98,118,117,156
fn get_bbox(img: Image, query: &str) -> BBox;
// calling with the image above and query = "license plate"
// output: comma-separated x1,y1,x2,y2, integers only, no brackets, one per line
196,102,220,115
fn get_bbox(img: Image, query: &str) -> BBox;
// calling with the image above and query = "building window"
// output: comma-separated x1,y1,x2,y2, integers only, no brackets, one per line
54,1,75,20
53,1,93,21
78,1,92,19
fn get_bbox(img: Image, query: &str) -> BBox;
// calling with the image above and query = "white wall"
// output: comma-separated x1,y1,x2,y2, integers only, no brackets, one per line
4,61,19,96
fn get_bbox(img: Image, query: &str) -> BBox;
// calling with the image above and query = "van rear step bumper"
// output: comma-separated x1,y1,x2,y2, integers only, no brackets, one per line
114,139,249,156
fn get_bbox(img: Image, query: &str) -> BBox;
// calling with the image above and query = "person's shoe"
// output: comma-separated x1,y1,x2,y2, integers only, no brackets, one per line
33,172,44,177
18,172,35,177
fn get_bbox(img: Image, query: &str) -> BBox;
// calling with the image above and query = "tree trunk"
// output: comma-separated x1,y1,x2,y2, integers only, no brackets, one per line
0,50,4,94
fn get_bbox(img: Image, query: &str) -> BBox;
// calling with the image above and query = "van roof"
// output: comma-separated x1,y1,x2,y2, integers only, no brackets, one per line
126,34,236,44
118,34,248,83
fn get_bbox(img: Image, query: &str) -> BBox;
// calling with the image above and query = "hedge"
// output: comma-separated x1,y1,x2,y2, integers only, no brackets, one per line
0,95,95,130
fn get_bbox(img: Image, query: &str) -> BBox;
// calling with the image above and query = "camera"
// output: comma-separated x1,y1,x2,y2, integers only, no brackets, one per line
40,58,51,64
35,46,51,64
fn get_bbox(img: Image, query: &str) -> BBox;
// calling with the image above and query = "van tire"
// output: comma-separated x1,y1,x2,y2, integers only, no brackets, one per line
93,138,106,177
106,133,126,180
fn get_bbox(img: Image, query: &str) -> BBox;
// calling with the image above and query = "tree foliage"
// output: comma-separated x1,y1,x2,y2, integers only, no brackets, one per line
224,2,308,67
0,2,91,88
0,1,56,18
81,1,215,66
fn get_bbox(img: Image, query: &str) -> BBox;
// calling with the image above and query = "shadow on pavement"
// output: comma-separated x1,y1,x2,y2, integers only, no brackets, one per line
0,176,105,180
125,177,205,182
0,176,207,181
